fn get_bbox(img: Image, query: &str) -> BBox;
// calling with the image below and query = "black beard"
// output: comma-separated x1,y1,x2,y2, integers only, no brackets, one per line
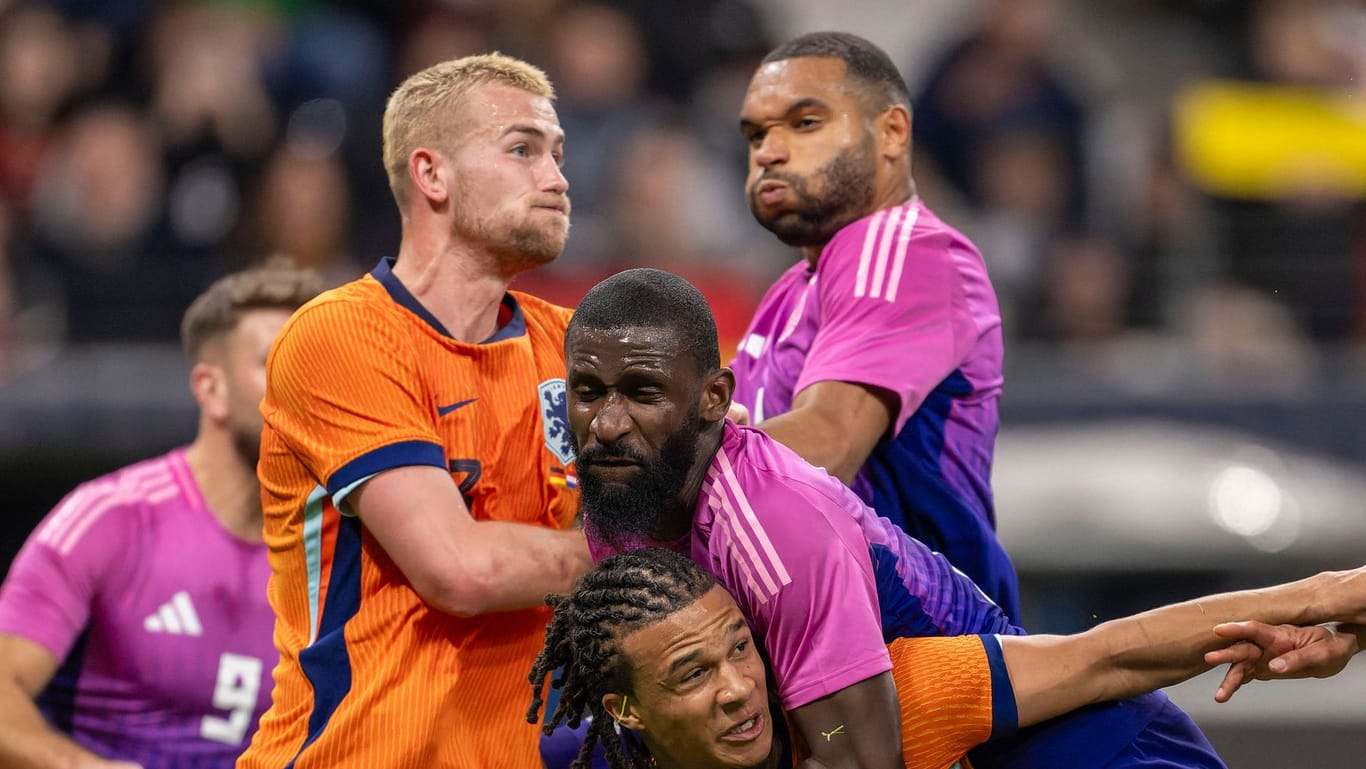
579,417,701,548
748,138,877,248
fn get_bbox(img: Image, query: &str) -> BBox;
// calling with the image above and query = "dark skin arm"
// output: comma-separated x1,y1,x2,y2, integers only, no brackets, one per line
757,381,895,485
788,673,903,769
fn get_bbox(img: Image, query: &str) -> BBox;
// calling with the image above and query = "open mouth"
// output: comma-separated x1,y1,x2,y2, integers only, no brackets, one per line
720,711,764,742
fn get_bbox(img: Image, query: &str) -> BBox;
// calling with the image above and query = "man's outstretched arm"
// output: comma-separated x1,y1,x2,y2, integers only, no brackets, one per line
999,569,1340,727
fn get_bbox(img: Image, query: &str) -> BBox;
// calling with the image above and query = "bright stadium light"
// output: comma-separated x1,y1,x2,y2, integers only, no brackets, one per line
1208,462,1300,552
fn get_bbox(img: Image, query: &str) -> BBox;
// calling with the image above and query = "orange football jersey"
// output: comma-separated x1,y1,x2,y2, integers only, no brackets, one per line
240,259,579,769
886,634,1007,769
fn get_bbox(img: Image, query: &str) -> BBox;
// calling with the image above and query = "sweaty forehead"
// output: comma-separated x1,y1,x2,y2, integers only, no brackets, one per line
620,586,740,676
456,84,562,137
742,56,855,114
568,325,686,360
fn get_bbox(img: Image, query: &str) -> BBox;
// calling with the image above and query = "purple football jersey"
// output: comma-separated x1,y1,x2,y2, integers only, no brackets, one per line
588,422,1018,711
729,199,1021,619
0,449,276,769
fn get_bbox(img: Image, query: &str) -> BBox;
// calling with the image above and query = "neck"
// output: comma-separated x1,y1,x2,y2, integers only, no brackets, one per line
392,225,515,343
654,423,726,543
183,428,262,544
801,176,918,268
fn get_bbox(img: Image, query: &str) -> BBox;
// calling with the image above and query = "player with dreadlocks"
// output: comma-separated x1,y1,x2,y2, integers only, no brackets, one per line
530,545,1342,769
545,268,1349,769
528,548,784,769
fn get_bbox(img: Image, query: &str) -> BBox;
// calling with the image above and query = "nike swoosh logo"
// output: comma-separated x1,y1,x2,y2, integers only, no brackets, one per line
437,398,477,416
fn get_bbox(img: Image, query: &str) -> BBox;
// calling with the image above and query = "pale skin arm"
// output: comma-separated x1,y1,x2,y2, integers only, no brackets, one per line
348,464,593,616
787,673,904,769
997,570,1333,727
0,633,143,769
1302,565,1366,624
756,381,895,485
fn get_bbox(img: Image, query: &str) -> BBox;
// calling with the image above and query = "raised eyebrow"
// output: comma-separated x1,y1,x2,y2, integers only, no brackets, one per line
727,618,748,636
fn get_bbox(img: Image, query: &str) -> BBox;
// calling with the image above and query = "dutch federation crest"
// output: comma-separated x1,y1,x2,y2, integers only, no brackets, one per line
538,378,575,465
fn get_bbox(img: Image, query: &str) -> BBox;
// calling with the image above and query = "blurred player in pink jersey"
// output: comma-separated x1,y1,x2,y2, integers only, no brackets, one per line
0,264,320,769
731,32,1019,619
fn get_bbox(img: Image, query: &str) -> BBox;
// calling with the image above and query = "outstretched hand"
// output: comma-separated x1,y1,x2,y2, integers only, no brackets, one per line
1203,621,1362,702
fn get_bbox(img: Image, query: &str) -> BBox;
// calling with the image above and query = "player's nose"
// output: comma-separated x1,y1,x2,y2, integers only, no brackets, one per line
589,393,631,442
715,660,755,707
753,131,788,167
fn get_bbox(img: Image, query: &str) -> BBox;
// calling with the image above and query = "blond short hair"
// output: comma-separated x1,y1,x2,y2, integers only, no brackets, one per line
381,53,555,208
180,262,323,361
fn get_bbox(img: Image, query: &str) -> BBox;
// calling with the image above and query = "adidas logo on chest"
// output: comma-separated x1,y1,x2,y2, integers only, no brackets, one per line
143,590,203,636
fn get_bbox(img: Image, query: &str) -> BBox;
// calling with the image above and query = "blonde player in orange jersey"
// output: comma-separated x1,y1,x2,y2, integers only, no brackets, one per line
237,53,593,769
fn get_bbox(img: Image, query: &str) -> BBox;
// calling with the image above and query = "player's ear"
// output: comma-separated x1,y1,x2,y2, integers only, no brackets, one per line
408,147,451,206
875,104,911,162
602,692,645,731
700,367,735,424
189,360,229,422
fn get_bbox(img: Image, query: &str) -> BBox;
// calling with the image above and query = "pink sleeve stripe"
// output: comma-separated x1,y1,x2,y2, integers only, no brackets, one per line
776,284,811,345
709,511,770,604
35,463,172,556
35,484,98,547
852,210,887,298
867,204,908,299
851,203,921,302
711,448,793,595
882,205,920,303
53,478,174,557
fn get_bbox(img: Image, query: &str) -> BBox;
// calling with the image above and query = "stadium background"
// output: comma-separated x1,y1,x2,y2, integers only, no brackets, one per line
0,0,1363,765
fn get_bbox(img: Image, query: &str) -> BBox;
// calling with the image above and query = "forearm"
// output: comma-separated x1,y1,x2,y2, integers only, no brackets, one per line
1310,567,1366,624
1003,576,1331,726
430,523,592,615
758,409,864,484
351,466,594,615
1068,576,1328,701
0,685,115,769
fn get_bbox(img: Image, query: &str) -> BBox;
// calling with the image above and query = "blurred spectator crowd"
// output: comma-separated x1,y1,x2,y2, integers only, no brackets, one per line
0,0,1362,388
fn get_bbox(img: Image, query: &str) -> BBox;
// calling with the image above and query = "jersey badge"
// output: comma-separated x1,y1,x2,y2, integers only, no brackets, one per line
538,378,576,465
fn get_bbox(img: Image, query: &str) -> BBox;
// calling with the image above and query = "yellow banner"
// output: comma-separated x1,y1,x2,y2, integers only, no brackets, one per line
1173,79,1366,199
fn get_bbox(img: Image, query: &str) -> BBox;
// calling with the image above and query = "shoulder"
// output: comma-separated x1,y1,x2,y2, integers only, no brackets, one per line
705,427,862,549
511,291,574,332
30,452,182,556
271,278,409,368
281,277,393,337
719,426,854,506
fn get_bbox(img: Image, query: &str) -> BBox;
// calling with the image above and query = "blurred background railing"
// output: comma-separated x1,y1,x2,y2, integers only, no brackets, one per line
1,0,1364,765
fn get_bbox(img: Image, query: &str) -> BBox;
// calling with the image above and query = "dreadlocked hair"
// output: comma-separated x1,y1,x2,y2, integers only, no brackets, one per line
528,548,718,769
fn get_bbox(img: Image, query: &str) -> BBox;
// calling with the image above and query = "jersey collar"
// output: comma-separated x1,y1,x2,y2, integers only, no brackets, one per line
370,257,527,343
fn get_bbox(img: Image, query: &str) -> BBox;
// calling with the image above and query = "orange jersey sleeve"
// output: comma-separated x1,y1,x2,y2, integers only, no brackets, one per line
243,267,579,769
262,285,447,495
887,634,1016,769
